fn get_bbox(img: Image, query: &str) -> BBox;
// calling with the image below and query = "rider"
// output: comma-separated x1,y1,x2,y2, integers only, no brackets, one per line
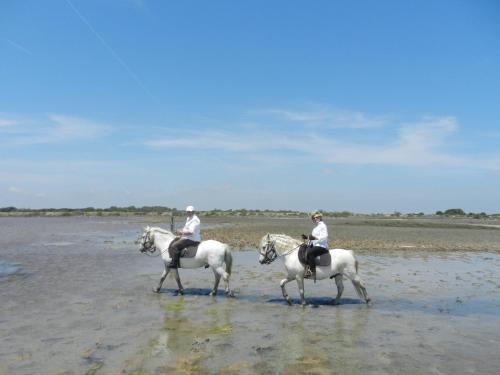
168,205,201,269
301,210,329,281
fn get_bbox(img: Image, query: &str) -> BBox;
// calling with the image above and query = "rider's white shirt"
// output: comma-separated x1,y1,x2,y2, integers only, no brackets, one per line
182,215,201,242
311,221,328,249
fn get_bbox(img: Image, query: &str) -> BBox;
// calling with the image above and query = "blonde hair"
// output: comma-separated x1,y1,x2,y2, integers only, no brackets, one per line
310,210,323,219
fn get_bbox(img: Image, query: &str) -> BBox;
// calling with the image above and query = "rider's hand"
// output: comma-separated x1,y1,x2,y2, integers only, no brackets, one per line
301,234,308,240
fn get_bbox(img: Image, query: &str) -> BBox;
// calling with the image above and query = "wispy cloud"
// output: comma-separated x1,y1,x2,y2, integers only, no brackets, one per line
8,186,21,193
255,107,387,128
49,114,111,140
65,0,154,100
1,114,112,146
143,115,493,170
0,118,19,127
4,38,32,55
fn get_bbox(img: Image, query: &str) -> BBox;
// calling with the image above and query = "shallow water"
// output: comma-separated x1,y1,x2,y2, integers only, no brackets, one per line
1,217,500,374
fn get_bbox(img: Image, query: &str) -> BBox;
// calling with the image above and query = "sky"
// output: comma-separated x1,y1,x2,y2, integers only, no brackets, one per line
1,0,500,213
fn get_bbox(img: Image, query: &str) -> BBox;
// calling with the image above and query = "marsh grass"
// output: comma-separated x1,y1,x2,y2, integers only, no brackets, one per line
199,216,500,252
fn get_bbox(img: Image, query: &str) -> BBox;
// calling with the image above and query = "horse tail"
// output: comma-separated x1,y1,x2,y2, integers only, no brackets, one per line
355,258,359,273
224,245,233,276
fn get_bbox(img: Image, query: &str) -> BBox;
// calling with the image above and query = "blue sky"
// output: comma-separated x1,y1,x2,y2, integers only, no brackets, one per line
1,0,499,213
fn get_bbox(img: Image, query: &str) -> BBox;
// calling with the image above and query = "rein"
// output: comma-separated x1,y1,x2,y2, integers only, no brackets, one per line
262,238,301,264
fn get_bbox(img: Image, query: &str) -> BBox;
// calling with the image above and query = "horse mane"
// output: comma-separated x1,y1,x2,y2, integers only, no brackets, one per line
150,226,171,234
268,233,302,255
149,227,175,238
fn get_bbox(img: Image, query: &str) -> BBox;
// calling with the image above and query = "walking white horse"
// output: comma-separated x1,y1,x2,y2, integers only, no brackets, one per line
138,226,233,296
259,233,370,306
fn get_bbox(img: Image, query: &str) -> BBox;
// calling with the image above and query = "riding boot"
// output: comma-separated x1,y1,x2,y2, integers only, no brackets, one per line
169,252,179,269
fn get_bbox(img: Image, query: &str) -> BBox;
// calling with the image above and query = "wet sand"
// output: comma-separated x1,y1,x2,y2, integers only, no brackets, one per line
1,217,500,374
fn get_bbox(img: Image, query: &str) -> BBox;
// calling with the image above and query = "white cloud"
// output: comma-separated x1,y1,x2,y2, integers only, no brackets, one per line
1,114,112,145
0,118,19,127
49,114,111,140
257,107,387,128
142,115,494,170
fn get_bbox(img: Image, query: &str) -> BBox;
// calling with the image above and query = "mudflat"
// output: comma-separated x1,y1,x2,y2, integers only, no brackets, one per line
1,216,500,374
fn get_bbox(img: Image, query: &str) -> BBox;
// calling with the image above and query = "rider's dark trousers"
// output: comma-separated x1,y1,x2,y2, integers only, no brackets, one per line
168,238,199,268
306,246,328,273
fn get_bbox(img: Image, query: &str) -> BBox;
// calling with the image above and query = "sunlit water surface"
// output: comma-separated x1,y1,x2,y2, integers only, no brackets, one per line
1,217,499,374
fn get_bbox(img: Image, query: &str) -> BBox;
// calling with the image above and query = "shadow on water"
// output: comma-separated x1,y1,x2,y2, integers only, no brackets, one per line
158,287,227,296
157,286,367,307
267,296,365,306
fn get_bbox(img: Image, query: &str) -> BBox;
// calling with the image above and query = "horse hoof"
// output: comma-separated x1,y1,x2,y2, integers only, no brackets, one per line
286,299,292,306
209,291,216,296
153,288,160,293
177,289,184,296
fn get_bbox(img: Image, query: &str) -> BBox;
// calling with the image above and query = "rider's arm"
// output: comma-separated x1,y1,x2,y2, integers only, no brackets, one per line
312,223,328,243
180,218,199,236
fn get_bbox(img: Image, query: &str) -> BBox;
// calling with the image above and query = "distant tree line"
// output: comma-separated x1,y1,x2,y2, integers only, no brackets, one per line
435,208,491,219
0,206,498,218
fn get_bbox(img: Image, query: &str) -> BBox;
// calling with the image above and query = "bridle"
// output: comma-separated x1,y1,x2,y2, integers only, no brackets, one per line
260,235,303,264
138,229,157,255
260,237,278,264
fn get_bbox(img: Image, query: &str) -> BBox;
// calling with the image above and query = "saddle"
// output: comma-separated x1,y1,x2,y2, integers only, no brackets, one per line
298,245,331,267
168,241,200,259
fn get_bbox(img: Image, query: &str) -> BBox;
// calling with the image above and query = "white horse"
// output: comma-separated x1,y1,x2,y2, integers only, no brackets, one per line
258,233,370,306
138,226,233,296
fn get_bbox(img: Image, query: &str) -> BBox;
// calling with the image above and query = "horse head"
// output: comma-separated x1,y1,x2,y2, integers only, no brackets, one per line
258,233,277,264
138,226,156,254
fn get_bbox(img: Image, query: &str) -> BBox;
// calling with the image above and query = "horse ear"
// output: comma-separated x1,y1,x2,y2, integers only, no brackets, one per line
266,233,270,240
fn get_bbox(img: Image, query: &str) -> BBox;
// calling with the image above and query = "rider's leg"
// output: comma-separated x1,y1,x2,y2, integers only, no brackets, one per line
307,246,328,281
168,239,183,268
168,239,199,268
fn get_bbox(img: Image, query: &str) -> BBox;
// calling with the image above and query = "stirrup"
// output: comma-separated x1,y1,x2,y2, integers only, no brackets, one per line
304,267,313,278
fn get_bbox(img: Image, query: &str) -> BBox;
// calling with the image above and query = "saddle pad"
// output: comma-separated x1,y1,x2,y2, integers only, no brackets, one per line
180,245,199,258
298,246,331,267
316,252,331,267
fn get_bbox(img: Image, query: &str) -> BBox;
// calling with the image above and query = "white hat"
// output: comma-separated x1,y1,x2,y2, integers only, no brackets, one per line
185,205,195,212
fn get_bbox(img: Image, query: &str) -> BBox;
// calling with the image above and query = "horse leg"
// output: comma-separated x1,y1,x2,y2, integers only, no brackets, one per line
295,275,306,306
154,266,170,293
210,267,222,296
172,268,184,295
220,267,232,296
344,267,370,304
333,274,344,305
280,276,295,306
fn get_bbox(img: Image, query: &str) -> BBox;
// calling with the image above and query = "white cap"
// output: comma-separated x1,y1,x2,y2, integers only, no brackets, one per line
185,205,195,212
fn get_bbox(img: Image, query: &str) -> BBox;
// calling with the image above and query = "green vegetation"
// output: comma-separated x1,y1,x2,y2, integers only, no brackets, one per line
1,206,498,219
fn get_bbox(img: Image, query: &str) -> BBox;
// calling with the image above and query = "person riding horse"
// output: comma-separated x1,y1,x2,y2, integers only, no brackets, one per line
301,210,329,281
168,205,201,268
